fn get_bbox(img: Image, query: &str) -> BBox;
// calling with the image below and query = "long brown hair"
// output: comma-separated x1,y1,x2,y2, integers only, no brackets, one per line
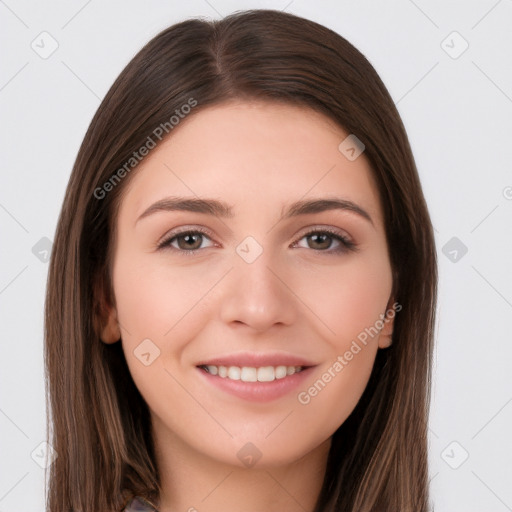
44,9,437,511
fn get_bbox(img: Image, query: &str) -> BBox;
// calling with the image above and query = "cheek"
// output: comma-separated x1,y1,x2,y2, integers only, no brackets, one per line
294,344,377,442
290,254,391,426
112,253,207,341
111,254,219,386
110,255,197,407
295,253,392,348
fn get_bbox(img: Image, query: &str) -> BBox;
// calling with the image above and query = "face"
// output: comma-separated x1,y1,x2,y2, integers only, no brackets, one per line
100,100,395,468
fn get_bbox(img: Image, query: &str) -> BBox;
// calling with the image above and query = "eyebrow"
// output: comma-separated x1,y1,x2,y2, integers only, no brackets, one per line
136,196,374,226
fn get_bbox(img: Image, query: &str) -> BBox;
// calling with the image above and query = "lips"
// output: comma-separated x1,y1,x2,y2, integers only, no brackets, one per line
196,363,316,402
195,352,318,401
195,351,316,369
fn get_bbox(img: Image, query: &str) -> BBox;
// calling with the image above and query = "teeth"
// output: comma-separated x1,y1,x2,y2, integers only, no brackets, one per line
203,365,304,382
275,366,287,379
241,367,257,382
227,366,241,380
258,366,275,382
207,365,218,376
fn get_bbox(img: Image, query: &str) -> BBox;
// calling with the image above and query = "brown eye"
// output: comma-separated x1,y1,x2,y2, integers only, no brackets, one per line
306,232,334,250
293,228,357,254
173,233,204,250
158,229,214,253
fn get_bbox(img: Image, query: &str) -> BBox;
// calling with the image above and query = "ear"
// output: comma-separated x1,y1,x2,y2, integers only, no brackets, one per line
93,271,121,344
378,297,397,349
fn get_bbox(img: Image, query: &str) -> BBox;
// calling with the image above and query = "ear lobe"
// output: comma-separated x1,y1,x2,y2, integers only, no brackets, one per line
93,272,121,344
378,299,396,349
99,306,121,344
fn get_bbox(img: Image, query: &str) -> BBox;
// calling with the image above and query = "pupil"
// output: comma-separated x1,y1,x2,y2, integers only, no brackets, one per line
311,234,329,249
181,234,201,249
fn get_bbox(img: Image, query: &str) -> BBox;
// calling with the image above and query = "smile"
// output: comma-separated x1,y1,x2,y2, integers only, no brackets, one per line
196,364,315,402
199,364,305,382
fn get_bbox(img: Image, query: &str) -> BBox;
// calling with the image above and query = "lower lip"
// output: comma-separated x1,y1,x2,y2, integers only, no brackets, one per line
196,366,316,403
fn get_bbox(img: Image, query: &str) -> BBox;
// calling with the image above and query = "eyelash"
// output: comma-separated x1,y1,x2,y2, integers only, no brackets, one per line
156,226,357,256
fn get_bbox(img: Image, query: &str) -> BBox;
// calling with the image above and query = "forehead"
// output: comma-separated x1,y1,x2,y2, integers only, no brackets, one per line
117,100,383,226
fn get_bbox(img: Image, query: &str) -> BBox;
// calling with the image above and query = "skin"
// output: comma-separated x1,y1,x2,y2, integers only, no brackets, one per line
99,100,395,512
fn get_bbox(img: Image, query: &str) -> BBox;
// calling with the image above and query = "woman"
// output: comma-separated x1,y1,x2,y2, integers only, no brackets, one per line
44,9,437,512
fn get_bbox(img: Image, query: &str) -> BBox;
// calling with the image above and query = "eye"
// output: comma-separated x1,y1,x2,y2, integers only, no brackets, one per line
157,226,357,255
292,227,357,254
157,228,215,254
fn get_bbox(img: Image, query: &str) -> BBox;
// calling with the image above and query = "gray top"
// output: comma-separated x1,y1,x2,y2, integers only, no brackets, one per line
123,496,158,511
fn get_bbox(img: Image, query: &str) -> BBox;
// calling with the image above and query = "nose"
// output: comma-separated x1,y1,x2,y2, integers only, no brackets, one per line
218,249,297,333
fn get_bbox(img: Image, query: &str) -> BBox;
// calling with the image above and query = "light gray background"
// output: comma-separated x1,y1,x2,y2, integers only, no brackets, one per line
1,1,511,510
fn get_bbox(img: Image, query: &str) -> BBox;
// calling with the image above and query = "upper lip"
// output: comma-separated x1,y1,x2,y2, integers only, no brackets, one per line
196,351,317,368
